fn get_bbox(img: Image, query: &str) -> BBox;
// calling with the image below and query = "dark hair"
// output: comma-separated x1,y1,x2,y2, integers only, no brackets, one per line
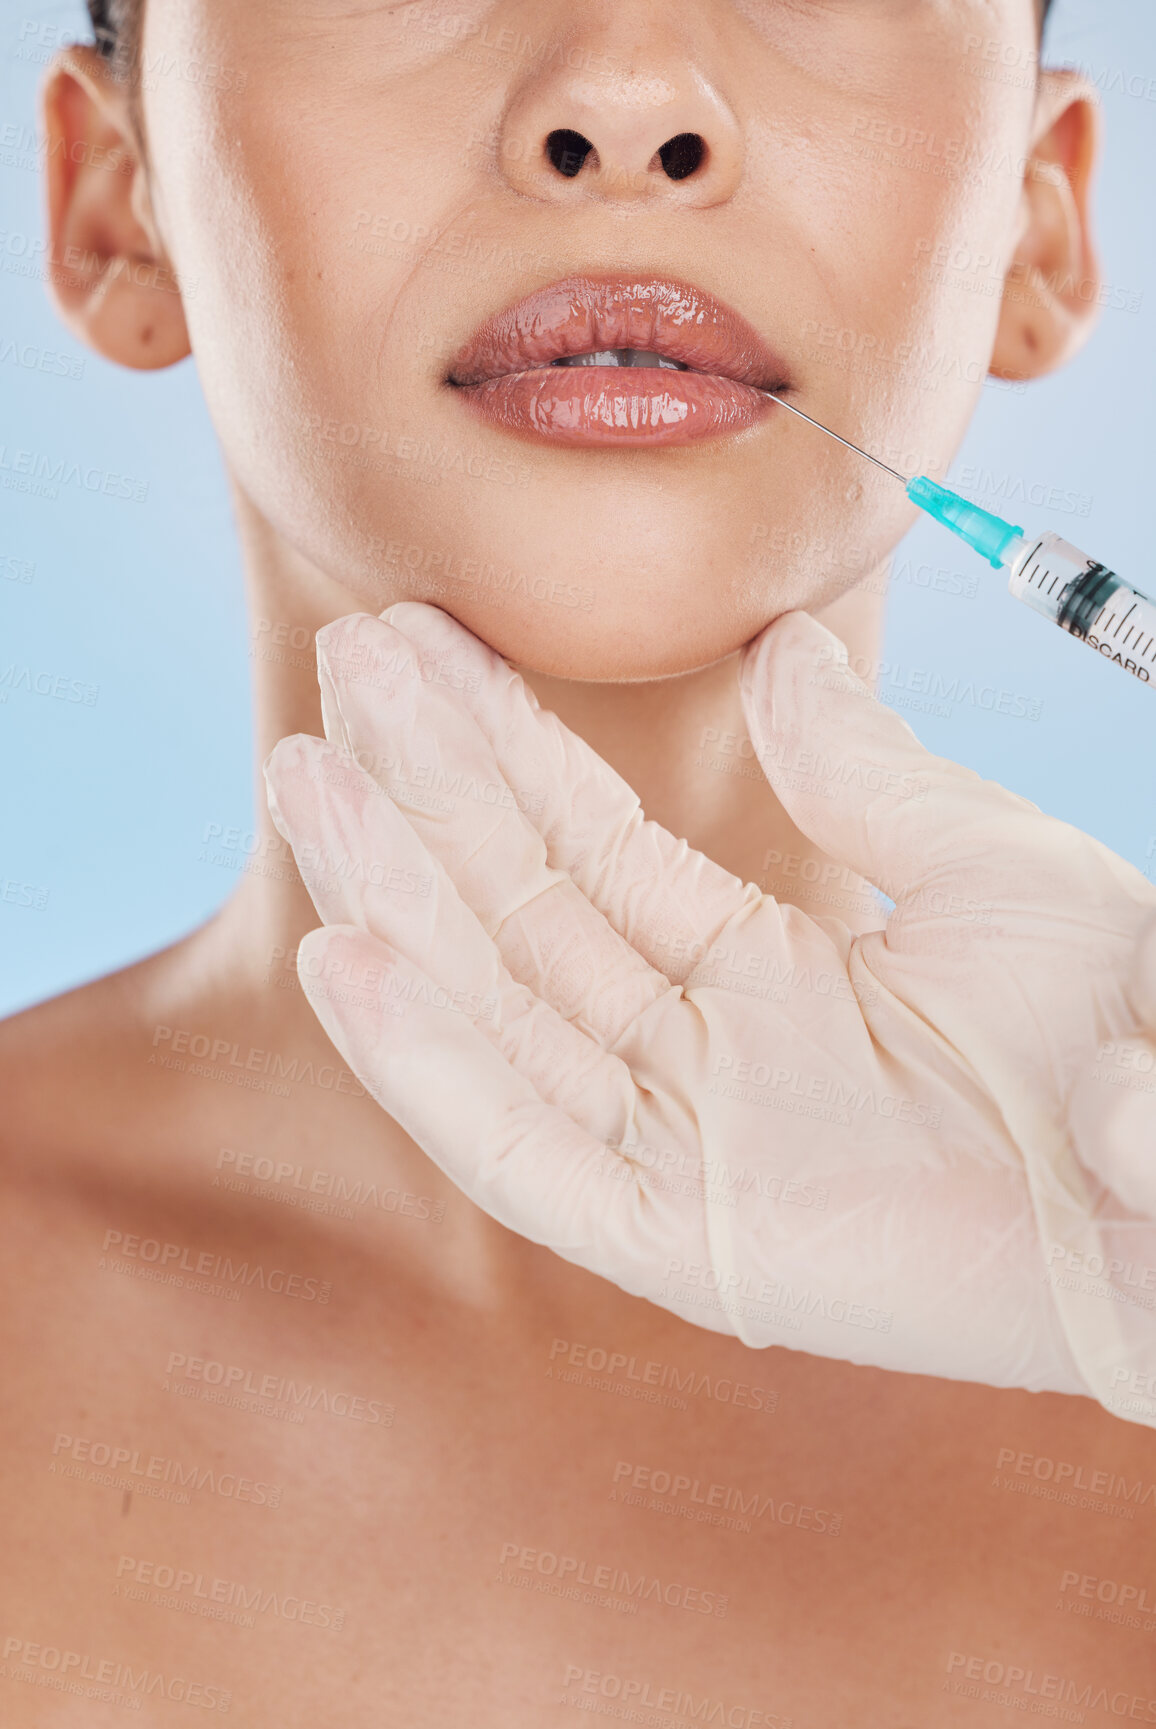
86,0,143,89
87,0,1056,66
87,0,140,60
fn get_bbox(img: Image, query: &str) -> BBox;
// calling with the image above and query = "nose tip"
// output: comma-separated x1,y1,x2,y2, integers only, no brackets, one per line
497,55,743,207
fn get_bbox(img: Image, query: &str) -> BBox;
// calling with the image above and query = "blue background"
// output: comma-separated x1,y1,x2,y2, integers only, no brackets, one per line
2,0,1155,1016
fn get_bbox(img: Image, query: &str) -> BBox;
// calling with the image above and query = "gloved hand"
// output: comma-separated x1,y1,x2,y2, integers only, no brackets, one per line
1064,918,1156,1423
264,602,1156,1426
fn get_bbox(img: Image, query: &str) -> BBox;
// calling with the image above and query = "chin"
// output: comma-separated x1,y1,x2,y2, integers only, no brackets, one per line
347,492,816,681
419,589,764,684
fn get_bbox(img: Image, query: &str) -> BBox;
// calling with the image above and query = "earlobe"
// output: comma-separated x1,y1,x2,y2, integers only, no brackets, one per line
990,71,1102,384
39,47,190,372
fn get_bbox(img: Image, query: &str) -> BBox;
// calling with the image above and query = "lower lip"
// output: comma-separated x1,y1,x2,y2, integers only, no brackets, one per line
452,366,775,447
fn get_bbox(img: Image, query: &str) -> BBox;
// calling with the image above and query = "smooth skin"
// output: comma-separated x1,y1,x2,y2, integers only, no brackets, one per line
3,2,1154,1724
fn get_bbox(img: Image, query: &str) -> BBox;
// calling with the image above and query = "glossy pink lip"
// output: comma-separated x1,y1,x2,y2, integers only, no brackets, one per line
446,274,791,447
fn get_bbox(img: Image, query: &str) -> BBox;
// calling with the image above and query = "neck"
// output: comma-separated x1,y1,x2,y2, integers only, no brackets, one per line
154,485,893,1307
204,483,890,994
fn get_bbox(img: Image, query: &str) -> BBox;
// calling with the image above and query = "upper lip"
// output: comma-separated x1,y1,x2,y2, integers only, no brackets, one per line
447,274,792,393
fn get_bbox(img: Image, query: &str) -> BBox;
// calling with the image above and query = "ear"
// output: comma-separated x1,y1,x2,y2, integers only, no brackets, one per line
39,46,190,371
990,70,1102,383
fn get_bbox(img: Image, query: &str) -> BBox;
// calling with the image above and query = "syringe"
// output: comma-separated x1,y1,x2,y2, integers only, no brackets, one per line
764,393,1156,690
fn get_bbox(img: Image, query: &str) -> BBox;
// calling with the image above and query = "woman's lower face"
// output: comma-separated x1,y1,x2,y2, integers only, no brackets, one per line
140,0,1039,679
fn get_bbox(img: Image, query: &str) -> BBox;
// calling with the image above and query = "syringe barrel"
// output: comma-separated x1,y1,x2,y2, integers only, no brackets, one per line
1007,532,1156,688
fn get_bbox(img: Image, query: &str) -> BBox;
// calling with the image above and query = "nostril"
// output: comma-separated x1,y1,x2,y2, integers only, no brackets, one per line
657,133,706,181
546,128,595,178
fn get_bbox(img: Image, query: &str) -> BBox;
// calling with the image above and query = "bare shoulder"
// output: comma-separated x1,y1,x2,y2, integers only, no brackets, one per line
0,941,193,1165
0,913,353,1183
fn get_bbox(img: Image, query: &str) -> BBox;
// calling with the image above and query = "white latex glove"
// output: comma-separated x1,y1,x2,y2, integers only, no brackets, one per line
1065,919,1156,1424
264,603,1156,1426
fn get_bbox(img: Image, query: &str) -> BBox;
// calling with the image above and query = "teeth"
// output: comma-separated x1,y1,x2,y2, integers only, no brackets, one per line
551,348,691,370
